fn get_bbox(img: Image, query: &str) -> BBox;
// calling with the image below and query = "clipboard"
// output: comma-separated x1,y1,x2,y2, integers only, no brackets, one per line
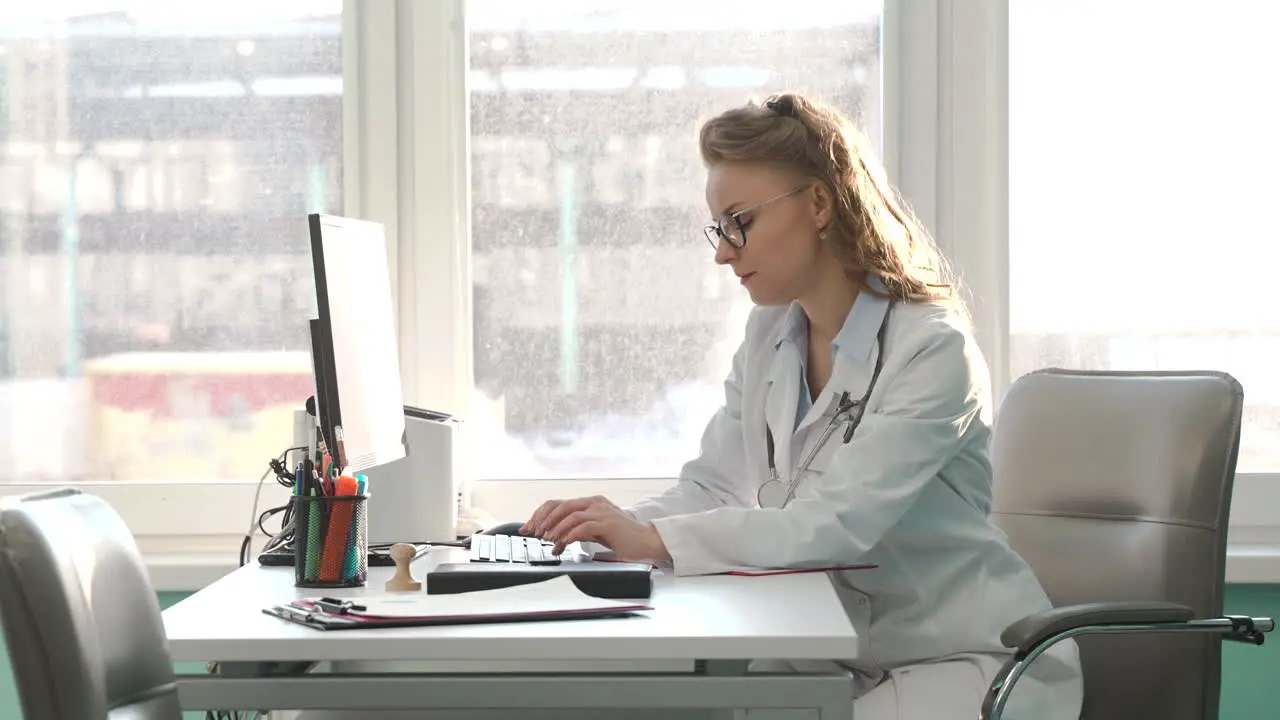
263,576,653,631
263,600,650,631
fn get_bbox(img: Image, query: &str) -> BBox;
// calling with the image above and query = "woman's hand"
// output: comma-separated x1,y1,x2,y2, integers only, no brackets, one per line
521,495,671,562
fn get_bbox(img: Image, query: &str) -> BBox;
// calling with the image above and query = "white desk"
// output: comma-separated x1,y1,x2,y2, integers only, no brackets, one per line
162,549,859,718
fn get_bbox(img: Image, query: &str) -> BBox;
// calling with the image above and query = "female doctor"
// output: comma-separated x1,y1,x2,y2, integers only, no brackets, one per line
522,93,1084,720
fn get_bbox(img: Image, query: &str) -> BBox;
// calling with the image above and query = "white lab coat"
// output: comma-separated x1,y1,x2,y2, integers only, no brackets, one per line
628,284,1084,720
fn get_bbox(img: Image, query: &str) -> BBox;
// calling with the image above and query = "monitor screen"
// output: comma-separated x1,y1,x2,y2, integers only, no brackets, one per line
308,213,406,474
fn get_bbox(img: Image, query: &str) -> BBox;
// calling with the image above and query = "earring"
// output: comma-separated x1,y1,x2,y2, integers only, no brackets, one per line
819,230,828,241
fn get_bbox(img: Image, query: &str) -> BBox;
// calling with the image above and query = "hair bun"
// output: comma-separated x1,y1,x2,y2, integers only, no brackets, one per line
765,95,796,117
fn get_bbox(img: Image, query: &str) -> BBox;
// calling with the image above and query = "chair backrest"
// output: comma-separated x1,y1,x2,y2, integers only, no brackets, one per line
991,369,1241,720
0,488,182,720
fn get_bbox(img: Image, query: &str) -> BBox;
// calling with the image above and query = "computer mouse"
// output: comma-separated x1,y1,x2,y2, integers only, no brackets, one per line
460,520,531,549
482,520,530,536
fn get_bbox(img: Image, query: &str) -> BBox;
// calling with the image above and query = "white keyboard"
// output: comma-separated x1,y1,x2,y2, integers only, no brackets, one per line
469,534,562,565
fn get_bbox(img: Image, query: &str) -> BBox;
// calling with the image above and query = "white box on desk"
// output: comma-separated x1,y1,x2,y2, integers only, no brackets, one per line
361,407,461,544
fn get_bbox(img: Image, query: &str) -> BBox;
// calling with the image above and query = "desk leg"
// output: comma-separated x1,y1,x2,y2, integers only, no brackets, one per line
698,661,749,720
696,660,852,720
697,660,751,676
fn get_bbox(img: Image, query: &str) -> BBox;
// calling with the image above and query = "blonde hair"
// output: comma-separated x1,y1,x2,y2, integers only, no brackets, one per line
699,92,961,308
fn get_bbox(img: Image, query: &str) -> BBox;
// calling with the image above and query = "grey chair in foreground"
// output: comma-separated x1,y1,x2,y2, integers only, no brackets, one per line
980,369,1274,720
0,487,183,720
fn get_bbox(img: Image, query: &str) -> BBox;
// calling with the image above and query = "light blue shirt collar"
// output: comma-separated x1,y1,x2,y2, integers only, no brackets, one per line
773,303,809,354
773,274,891,362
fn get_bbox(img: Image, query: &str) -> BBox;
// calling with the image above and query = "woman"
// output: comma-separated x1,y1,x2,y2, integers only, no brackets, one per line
522,92,1083,719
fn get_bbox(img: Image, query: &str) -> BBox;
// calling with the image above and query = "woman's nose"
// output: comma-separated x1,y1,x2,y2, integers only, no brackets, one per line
714,238,737,265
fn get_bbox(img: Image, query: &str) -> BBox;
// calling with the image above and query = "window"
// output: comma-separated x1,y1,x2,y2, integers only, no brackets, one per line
1009,1,1280,473
466,0,885,481
0,4,342,492
6,2,1266,587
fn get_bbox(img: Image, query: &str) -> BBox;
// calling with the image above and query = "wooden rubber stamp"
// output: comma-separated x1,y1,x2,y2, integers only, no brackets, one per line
384,543,422,592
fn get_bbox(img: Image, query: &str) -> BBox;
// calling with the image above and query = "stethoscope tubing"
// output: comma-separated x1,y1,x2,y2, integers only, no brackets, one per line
759,302,892,508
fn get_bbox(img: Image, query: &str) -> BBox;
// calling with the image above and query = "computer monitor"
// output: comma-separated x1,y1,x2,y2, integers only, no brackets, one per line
307,213,406,474
307,318,339,459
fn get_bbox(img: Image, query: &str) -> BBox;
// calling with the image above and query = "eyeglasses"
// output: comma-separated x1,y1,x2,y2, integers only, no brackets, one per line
703,186,808,252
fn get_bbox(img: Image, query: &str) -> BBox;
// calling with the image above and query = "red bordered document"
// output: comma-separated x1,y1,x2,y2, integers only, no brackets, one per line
590,552,877,577
263,576,651,631
722,564,877,576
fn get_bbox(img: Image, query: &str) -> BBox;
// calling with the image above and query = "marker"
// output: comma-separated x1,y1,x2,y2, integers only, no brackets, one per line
319,475,360,583
343,474,368,579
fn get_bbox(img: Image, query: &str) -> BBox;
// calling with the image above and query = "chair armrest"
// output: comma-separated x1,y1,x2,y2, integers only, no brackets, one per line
985,605,1272,720
1001,601,1195,653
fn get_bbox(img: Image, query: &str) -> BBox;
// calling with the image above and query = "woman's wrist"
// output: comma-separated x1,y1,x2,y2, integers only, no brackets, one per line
644,521,672,563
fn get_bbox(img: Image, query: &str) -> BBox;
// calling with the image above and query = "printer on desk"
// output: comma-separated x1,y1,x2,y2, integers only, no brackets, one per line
360,405,463,545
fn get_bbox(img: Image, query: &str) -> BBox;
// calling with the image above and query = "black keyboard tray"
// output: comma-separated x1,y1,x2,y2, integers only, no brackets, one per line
426,561,653,599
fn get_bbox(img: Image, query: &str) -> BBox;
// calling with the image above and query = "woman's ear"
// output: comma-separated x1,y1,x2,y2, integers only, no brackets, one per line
809,181,834,233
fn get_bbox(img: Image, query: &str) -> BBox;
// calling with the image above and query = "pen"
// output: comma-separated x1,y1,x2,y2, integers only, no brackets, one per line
305,485,323,582
276,604,315,622
314,597,366,614
276,603,358,625
302,457,315,494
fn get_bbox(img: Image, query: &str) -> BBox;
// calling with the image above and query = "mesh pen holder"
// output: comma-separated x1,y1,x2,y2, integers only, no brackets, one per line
293,493,369,588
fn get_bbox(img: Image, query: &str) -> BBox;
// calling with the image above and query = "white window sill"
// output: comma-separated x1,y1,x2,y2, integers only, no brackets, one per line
1227,544,1280,584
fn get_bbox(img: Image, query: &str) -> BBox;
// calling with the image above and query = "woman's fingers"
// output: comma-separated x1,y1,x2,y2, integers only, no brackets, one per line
554,518,606,555
521,500,561,535
546,508,594,546
537,497,596,537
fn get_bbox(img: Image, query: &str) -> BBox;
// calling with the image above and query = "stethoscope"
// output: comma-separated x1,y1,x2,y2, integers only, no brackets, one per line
756,305,892,509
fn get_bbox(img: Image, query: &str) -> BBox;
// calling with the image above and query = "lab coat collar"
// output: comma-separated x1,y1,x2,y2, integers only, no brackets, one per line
772,303,808,352
771,274,892,363
763,340,801,485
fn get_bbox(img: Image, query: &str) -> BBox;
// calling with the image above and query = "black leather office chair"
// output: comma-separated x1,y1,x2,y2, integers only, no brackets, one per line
980,369,1274,720
0,487,183,720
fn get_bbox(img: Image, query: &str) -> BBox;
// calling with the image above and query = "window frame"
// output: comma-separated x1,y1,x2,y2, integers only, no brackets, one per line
906,0,1280,577
3,0,1274,590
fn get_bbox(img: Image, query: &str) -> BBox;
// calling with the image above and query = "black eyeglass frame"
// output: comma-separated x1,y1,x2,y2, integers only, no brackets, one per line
702,186,809,251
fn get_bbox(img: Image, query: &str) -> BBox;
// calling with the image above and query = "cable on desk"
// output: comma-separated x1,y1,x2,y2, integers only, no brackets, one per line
239,445,307,567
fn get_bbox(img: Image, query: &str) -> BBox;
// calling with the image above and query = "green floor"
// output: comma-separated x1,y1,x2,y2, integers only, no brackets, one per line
2,586,1278,718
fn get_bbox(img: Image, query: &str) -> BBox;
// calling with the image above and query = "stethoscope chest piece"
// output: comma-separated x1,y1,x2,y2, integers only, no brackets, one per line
756,477,790,509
